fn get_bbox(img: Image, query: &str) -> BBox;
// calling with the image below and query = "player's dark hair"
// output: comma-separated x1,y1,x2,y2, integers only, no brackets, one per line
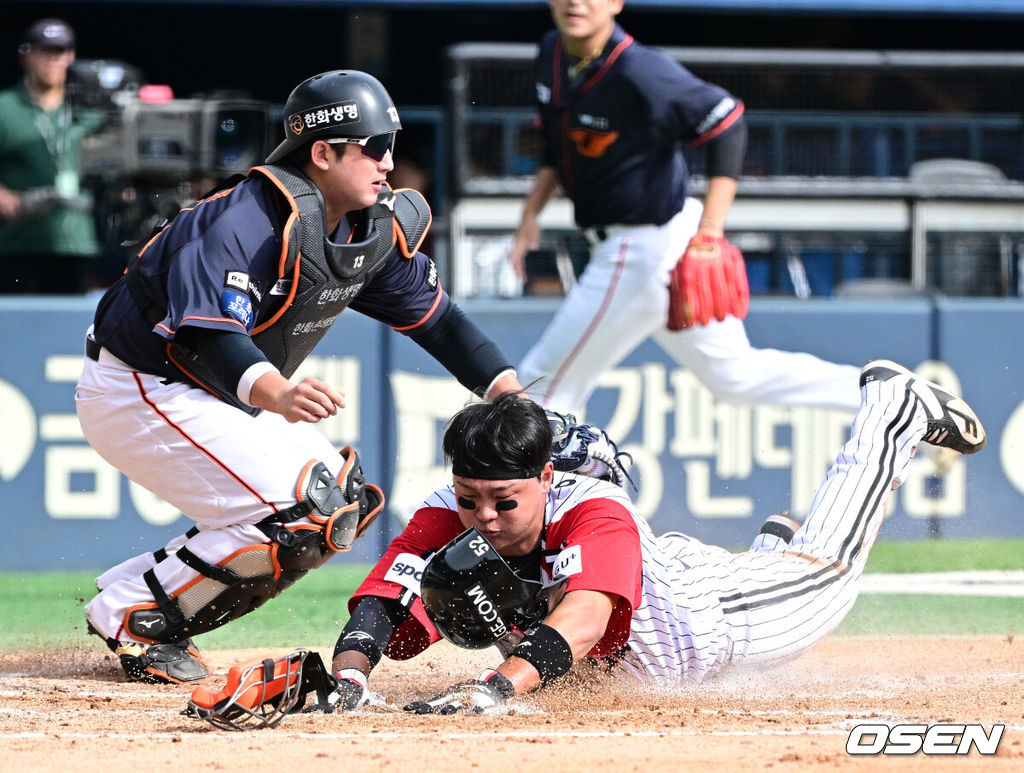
443,392,552,480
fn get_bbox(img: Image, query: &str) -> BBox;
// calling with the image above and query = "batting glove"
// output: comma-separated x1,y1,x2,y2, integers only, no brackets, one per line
404,669,515,715
305,668,374,713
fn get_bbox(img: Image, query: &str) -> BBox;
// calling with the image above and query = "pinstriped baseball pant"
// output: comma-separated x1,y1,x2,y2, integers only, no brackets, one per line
717,373,926,667
621,373,926,682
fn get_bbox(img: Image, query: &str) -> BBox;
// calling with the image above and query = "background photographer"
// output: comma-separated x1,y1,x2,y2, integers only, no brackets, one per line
0,18,104,294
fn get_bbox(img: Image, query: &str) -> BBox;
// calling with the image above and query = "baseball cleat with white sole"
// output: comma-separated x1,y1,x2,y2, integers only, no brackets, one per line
859,359,986,455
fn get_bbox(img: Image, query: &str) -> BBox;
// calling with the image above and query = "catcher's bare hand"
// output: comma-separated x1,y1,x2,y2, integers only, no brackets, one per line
253,372,345,422
667,233,750,330
404,670,514,715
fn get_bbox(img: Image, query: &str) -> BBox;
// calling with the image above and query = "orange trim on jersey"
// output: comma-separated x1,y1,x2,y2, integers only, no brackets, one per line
249,166,302,335
690,102,745,149
155,316,247,336
391,281,443,332
391,188,431,257
132,370,277,510
580,34,634,94
561,110,574,197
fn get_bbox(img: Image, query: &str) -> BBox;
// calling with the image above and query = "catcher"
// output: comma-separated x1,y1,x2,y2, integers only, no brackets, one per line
76,70,523,686
307,362,984,712
509,0,861,416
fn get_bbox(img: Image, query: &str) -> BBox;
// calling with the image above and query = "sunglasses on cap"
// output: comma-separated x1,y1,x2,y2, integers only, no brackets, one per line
325,132,396,163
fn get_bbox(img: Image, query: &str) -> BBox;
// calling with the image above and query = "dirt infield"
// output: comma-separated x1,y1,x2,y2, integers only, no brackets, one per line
1,635,1020,771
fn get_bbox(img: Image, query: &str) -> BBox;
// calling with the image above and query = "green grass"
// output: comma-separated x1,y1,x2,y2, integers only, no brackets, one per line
0,565,370,652
2,538,1021,652
836,594,1024,635
861,537,1024,574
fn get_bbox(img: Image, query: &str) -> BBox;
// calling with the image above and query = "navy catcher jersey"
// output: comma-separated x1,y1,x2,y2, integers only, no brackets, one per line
90,174,448,380
536,25,745,228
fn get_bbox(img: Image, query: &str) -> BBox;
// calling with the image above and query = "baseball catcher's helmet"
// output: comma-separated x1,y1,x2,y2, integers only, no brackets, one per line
420,528,568,649
266,70,402,163
185,649,336,731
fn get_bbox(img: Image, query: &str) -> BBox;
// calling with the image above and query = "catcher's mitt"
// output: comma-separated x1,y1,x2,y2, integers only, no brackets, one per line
667,233,750,330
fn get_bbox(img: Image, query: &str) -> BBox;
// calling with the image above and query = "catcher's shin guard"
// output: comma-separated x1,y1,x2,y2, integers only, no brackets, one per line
123,448,385,643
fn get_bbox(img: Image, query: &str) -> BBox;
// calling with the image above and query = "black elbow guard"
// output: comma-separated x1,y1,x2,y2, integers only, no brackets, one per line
410,304,513,397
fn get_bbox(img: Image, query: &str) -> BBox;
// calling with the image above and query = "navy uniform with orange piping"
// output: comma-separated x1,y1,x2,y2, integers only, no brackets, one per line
91,169,440,408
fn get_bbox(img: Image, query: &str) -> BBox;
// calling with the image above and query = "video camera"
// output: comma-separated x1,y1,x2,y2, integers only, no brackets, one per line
71,59,272,180
67,60,274,284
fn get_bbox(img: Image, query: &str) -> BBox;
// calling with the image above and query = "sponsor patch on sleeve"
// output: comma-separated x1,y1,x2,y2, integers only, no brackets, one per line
220,288,254,331
225,270,250,291
383,552,427,594
552,544,583,579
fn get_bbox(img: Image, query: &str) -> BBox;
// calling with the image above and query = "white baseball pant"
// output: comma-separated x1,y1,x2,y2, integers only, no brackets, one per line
518,198,861,416
76,343,345,643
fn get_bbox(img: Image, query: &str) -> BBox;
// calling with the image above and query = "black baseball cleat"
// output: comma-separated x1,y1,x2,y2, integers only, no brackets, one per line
116,640,207,684
860,360,986,455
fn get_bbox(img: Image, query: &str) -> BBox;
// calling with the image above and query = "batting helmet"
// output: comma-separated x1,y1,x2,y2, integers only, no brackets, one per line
265,70,402,164
420,528,568,650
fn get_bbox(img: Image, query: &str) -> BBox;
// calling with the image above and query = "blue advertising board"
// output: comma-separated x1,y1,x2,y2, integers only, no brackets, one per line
1,296,1022,571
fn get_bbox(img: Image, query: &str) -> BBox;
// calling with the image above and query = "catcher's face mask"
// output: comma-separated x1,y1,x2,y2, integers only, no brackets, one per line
420,528,568,649
185,649,335,731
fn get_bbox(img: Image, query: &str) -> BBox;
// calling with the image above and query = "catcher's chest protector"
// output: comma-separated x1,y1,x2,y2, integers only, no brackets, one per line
249,165,399,379
168,166,431,414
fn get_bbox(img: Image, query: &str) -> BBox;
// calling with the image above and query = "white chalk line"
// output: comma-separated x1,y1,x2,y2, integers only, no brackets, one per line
860,571,1024,597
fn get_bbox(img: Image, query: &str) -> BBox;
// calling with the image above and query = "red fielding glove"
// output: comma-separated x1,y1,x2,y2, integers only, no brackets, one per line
667,233,750,330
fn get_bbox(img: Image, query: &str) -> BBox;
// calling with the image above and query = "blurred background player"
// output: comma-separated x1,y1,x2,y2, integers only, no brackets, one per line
0,19,104,293
314,363,984,713
77,70,523,685
508,0,861,416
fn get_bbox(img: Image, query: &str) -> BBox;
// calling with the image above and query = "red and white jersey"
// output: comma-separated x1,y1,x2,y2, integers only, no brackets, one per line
350,471,735,682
